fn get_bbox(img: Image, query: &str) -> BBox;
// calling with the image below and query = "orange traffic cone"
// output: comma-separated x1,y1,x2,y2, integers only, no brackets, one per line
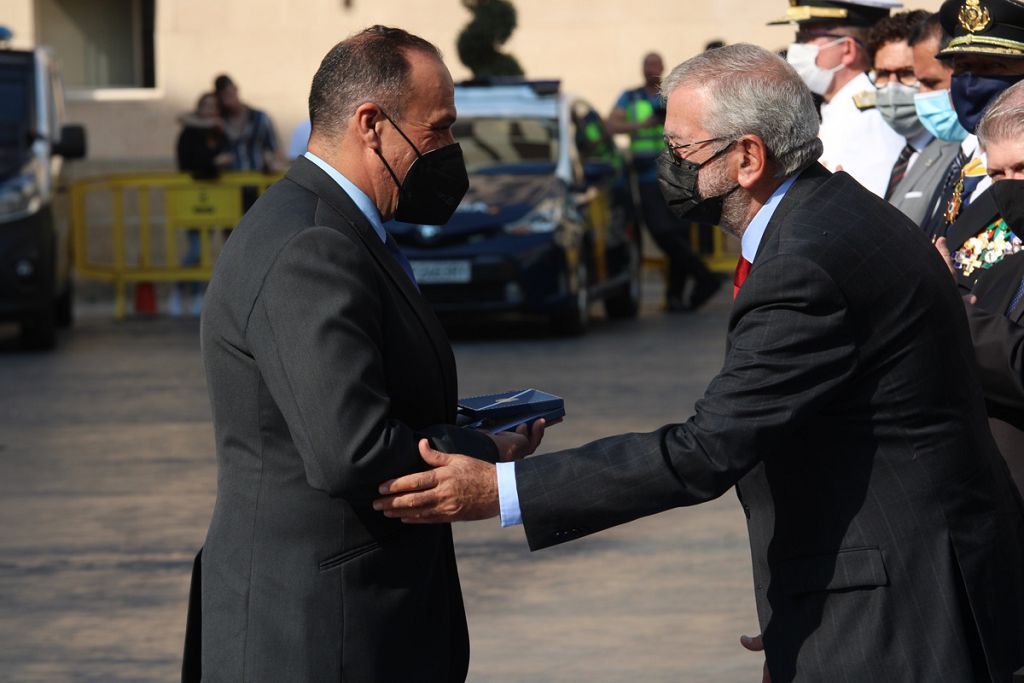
134,281,157,315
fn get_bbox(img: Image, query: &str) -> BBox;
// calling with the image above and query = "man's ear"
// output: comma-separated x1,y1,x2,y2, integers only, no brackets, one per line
840,36,862,69
354,103,383,151
735,135,769,189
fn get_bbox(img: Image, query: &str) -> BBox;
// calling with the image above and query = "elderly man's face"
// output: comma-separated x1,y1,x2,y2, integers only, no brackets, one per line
664,85,718,165
986,136,1024,181
913,35,953,93
664,85,745,232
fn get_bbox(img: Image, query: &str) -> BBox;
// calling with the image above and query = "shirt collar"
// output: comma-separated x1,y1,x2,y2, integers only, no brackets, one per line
741,173,799,263
303,151,387,242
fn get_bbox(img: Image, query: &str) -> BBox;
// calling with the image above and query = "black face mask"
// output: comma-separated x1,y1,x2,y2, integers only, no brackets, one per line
656,141,737,225
376,110,469,225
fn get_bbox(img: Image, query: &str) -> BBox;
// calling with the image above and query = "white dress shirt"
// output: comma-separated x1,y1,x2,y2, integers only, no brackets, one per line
496,172,801,526
303,151,387,242
818,72,905,198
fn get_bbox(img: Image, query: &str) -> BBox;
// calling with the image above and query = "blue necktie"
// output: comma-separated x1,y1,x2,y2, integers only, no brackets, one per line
384,233,419,290
1007,276,1024,317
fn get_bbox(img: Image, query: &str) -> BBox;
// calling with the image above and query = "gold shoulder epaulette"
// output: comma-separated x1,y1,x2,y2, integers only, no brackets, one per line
853,90,877,111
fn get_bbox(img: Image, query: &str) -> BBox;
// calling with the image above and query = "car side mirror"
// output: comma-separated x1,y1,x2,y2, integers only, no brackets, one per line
53,124,86,160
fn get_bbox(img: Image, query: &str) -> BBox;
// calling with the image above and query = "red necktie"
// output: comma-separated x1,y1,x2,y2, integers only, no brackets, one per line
733,257,751,299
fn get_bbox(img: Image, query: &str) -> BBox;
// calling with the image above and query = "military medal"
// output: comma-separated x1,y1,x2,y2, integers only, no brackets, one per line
945,172,966,225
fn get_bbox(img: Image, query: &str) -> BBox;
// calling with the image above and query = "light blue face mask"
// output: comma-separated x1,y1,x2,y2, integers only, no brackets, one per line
913,89,969,143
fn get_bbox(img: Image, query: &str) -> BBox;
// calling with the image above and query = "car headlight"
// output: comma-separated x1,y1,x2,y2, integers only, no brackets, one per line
505,197,563,235
0,173,42,222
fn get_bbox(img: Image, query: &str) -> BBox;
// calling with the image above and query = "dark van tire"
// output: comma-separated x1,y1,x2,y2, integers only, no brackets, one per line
55,282,73,328
21,305,57,350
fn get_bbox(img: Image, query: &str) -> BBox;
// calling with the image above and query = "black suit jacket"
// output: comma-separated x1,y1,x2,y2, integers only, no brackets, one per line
515,165,1024,681
968,252,1024,496
193,157,497,682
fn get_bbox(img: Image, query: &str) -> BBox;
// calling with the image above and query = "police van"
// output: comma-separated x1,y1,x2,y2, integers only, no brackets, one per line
0,28,86,349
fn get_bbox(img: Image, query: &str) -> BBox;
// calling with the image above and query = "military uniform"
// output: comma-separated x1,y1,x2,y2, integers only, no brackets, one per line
948,180,1024,497
771,0,906,197
924,0,1024,236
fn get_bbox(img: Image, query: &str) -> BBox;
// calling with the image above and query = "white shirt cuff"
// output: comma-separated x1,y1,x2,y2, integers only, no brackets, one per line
495,461,523,527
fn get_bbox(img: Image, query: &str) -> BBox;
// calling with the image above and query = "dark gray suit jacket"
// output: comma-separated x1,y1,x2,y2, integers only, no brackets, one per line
195,157,497,682
515,165,1024,682
889,136,961,227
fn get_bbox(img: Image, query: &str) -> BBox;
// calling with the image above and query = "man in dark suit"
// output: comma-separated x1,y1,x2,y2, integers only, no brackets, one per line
885,12,962,226
375,44,1024,682
187,26,540,682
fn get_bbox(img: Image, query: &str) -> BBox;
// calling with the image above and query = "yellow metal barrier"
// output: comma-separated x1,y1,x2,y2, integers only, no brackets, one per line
71,172,281,318
642,222,741,276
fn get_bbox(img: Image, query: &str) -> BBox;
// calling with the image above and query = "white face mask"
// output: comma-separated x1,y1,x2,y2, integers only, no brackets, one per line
787,39,845,96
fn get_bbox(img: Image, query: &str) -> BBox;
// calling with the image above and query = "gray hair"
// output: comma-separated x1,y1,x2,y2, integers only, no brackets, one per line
308,25,443,138
977,80,1024,152
661,43,823,177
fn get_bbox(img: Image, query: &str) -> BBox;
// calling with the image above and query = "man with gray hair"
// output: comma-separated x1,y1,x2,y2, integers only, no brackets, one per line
375,44,1024,681
978,79,1024,183
186,25,541,682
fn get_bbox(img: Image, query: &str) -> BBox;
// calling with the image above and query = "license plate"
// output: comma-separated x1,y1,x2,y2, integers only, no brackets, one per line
410,260,471,284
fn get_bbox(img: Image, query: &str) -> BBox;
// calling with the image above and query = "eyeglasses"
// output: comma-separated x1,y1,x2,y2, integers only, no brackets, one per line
663,135,729,158
872,68,920,88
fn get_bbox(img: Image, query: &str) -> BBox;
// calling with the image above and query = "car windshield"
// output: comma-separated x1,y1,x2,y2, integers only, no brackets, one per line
454,117,558,175
0,60,34,179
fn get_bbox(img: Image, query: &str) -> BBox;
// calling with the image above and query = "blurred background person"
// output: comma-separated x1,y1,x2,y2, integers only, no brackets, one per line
170,92,234,317
936,81,1024,495
772,0,905,197
176,92,233,180
607,52,719,312
923,0,1024,236
870,10,962,226
213,74,281,175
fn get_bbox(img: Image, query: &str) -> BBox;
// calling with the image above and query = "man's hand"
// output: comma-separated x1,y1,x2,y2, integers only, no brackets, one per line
935,236,956,278
487,419,546,462
373,440,501,523
740,633,771,683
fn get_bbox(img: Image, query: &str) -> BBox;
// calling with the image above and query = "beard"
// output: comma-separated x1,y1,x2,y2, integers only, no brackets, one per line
696,157,748,238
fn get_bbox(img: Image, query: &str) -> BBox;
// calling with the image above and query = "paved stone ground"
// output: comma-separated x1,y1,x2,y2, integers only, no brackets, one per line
0,278,762,682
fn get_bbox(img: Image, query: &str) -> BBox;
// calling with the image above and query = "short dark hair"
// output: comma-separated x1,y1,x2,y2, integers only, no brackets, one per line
867,10,931,60
908,13,951,51
213,74,235,94
308,25,443,138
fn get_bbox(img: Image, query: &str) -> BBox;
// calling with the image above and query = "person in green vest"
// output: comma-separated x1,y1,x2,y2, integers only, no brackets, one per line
608,52,720,312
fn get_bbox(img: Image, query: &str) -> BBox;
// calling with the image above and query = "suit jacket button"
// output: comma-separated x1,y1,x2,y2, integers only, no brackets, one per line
742,504,751,519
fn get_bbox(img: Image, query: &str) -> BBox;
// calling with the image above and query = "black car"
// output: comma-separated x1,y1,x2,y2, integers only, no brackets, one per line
0,39,86,349
387,81,641,334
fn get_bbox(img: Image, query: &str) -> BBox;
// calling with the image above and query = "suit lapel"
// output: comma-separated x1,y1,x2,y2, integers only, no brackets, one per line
285,157,459,418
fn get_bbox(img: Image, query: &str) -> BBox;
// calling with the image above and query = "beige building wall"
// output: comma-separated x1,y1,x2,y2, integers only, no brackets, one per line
2,0,940,167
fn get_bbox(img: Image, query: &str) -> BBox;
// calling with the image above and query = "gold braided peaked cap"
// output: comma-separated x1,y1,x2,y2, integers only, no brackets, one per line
939,0,1024,59
767,0,902,27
